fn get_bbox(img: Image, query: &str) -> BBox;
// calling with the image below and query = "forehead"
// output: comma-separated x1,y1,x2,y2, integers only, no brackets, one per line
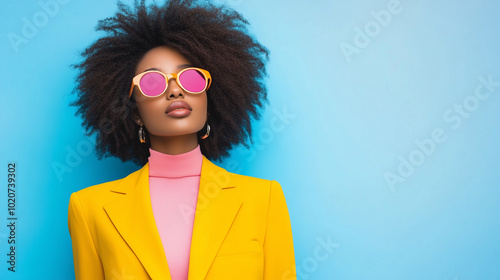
135,46,191,74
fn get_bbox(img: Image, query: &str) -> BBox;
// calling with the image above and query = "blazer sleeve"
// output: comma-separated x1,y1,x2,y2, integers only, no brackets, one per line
263,180,297,279
68,192,105,280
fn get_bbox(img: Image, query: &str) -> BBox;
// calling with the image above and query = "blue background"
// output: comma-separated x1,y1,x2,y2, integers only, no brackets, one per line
1,0,500,279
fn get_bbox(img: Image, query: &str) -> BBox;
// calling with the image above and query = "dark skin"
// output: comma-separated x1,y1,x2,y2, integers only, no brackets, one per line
131,46,208,155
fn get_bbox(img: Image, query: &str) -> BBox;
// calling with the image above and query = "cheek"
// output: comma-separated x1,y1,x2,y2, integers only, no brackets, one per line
194,93,208,115
136,102,150,119
136,99,165,120
202,97,208,114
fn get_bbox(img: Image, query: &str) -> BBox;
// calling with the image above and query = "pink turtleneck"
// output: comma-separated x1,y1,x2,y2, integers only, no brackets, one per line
148,144,202,280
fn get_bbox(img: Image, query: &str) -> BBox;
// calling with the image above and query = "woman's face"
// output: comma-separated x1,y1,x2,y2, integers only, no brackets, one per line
132,46,208,140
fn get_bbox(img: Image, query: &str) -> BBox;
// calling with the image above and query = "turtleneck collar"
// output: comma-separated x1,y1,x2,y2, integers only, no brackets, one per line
148,144,202,178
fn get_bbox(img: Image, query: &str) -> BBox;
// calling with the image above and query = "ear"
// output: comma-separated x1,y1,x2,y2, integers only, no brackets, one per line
132,109,143,125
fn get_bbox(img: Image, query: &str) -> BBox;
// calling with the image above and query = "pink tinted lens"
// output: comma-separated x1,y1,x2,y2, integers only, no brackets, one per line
178,69,207,92
139,72,166,96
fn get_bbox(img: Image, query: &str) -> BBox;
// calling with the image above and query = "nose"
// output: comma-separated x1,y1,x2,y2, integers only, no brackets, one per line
165,78,184,99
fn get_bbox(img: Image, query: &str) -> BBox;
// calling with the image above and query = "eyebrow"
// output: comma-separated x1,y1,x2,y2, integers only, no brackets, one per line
142,64,193,73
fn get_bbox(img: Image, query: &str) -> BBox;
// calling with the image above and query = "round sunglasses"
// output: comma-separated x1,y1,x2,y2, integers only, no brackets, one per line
128,67,212,98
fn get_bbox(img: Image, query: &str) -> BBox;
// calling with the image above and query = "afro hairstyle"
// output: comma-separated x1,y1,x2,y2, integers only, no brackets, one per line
70,0,270,166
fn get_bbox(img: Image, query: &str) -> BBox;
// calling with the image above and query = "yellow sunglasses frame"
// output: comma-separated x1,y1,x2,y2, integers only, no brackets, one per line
128,67,212,98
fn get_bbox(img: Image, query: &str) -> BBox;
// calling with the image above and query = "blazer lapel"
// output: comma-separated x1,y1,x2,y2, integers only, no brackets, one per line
188,156,242,280
103,161,172,280
103,155,242,280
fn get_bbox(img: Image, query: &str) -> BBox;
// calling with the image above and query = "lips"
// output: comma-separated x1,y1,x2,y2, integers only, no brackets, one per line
165,101,192,114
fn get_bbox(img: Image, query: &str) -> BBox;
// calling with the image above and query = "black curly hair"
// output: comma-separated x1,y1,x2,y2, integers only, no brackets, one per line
70,0,270,166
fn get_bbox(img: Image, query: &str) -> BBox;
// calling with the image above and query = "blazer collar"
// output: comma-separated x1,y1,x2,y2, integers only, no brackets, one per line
104,155,242,280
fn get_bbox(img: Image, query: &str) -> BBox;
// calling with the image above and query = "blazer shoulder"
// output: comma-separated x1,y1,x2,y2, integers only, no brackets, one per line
70,165,144,202
203,155,283,196
227,171,283,201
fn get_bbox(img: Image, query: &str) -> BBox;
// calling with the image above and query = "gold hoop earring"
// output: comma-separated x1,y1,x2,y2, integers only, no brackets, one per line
201,123,210,139
138,125,146,143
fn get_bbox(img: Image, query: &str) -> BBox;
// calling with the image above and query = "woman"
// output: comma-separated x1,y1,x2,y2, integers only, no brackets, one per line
67,0,296,279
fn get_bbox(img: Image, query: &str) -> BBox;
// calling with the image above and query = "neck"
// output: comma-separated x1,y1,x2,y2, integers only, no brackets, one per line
148,143,202,178
149,133,198,155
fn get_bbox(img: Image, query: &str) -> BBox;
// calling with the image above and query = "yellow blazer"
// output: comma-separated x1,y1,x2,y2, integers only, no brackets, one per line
68,154,296,280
